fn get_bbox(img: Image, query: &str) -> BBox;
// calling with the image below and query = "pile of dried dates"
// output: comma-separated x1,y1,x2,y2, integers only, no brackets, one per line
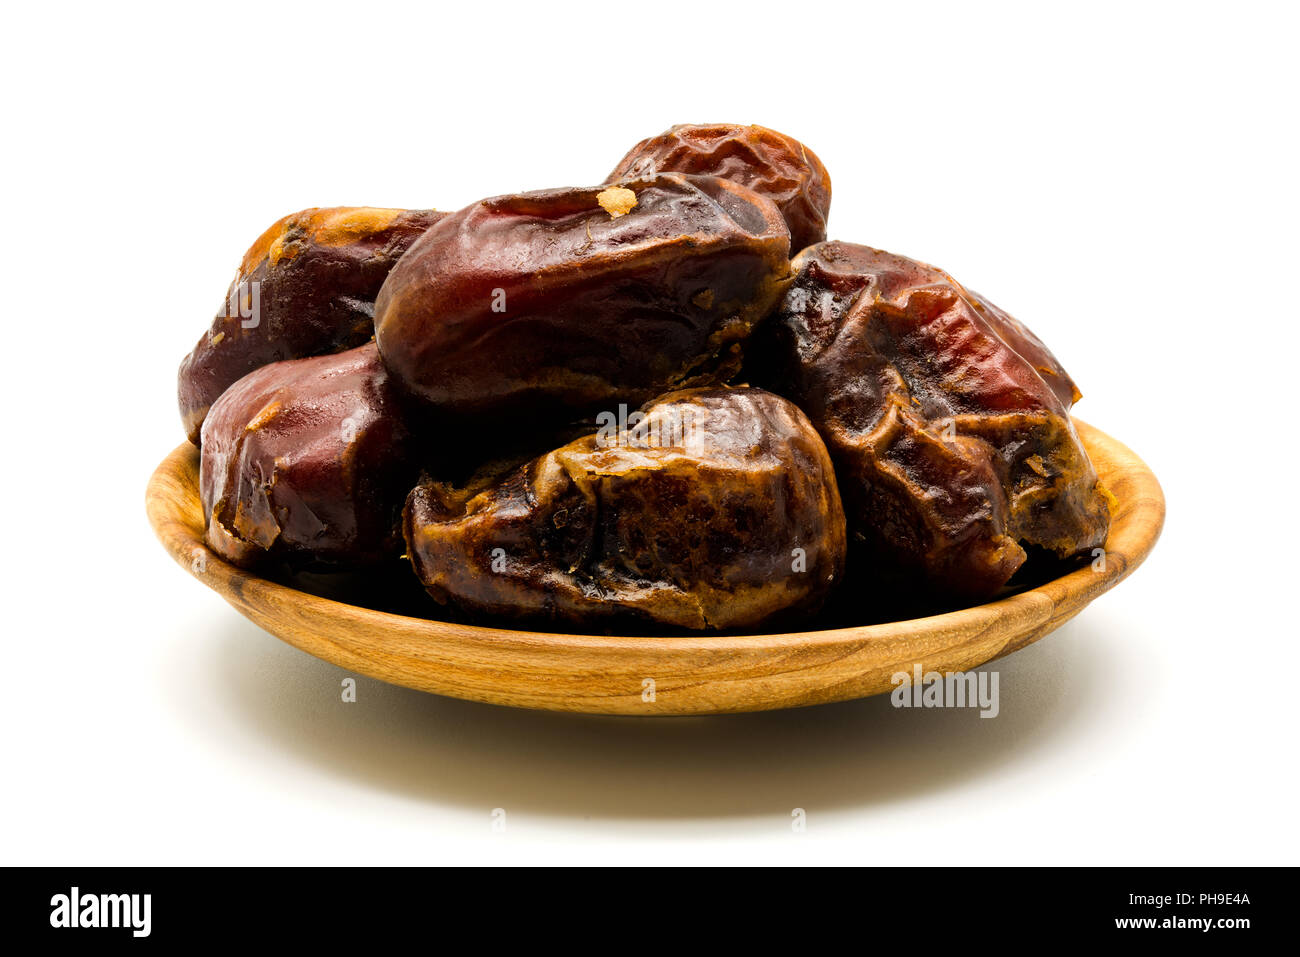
177,123,1111,633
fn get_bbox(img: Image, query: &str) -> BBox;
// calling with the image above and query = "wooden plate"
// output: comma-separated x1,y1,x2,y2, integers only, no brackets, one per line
146,420,1163,715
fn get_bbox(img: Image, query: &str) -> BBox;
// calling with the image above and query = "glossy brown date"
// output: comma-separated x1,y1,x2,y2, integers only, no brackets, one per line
178,206,446,444
403,387,847,631
200,342,416,569
605,123,831,252
751,241,1110,599
373,174,792,421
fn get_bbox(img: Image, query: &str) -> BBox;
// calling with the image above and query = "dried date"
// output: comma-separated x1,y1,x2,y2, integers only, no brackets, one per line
403,387,846,631
606,123,831,252
374,175,792,421
178,206,445,444
200,342,416,569
752,241,1111,599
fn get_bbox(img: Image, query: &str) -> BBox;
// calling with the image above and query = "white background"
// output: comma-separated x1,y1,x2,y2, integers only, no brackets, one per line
3,1,1296,865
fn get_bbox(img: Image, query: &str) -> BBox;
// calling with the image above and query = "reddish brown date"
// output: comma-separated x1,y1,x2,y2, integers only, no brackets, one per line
373,174,791,420
178,206,446,444
605,123,831,252
752,241,1110,599
403,388,847,631
200,343,416,569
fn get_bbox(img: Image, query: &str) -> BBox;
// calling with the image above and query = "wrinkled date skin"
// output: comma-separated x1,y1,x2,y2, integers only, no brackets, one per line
404,387,847,631
753,241,1110,599
200,343,416,569
374,174,791,421
605,123,831,253
179,206,446,444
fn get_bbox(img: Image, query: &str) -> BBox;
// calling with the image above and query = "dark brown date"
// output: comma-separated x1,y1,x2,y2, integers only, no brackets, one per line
752,241,1110,599
403,387,847,631
178,206,446,444
373,175,792,420
605,123,831,252
200,342,416,569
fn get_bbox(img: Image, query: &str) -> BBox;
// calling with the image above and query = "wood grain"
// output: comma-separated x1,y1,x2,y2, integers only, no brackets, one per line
145,420,1164,715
